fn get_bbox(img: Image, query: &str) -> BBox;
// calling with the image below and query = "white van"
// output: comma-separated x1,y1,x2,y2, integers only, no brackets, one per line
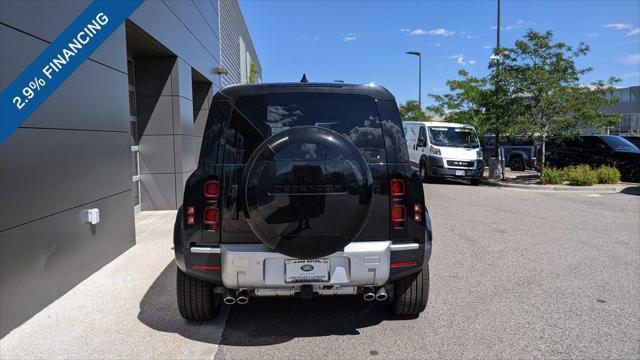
403,121,483,185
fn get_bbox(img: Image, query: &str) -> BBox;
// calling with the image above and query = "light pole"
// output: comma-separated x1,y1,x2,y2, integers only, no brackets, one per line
406,51,422,109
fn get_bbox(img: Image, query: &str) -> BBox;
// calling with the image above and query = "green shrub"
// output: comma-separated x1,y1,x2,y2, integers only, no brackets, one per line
564,165,597,186
595,166,621,184
540,168,565,184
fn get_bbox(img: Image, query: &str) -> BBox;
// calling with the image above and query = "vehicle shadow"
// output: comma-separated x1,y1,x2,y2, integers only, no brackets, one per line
219,293,416,346
137,261,227,344
138,261,417,346
620,185,640,196
424,178,474,186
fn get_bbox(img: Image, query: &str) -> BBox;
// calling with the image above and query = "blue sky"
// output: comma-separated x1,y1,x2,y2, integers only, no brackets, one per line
239,0,640,106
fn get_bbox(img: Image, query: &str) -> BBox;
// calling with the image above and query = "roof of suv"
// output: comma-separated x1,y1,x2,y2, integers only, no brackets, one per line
217,82,396,101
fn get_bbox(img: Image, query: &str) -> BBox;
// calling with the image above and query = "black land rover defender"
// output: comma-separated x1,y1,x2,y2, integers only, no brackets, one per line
174,82,432,319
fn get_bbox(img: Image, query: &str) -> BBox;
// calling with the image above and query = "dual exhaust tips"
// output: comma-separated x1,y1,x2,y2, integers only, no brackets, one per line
223,287,387,304
223,289,249,305
362,287,387,302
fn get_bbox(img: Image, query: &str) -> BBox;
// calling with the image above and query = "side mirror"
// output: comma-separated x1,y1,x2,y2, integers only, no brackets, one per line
417,138,427,147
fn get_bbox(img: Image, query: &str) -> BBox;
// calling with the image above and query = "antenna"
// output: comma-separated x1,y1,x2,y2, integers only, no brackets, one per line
300,73,308,83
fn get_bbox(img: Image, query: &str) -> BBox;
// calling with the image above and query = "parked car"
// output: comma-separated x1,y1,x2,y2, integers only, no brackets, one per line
543,135,640,182
174,82,432,320
481,134,537,171
622,135,640,149
404,121,483,185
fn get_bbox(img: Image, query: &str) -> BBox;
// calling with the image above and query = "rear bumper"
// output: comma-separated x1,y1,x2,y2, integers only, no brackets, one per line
176,240,431,288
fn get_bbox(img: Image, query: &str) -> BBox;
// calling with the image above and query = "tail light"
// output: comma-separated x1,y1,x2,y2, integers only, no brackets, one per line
203,206,219,229
390,178,406,228
391,204,406,226
390,179,405,197
204,180,220,199
413,203,423,223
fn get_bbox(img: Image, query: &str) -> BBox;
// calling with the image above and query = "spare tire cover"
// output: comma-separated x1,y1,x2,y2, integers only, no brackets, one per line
241,126,373,259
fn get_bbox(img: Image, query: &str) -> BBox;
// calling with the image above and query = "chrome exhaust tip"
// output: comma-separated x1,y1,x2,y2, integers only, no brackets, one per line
375,287,388,301
223,289,236,305
223,296,236,305
362,287,376,302
236,289,249,305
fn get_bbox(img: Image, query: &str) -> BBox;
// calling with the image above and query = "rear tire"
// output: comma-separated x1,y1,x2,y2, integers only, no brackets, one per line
419,161,429,183
509,156,525,171
470,178,481,186
176,267,220,321
392,263,429,315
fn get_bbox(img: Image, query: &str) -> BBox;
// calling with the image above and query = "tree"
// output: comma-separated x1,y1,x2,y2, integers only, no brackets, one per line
428,69,519,138
399,100,431,122
498,30,619,170
429,30,620,171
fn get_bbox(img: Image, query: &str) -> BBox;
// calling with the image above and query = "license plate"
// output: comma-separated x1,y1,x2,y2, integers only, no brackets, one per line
455,170,465,176
285,259,329,283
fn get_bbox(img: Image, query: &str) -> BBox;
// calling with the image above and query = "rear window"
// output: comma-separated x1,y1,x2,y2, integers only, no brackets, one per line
601,136,639,152
208,94,386,163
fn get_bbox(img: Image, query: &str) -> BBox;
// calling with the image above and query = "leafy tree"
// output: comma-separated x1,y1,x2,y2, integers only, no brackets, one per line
399,100,431,122
499,30,619,169
428,69,519,138
429,30,620,171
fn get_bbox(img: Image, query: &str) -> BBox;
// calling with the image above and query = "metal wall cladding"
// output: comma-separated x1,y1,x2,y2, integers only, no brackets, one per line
0,0,127,74
129,0,221,88
0,128,132,231
0,191,135,337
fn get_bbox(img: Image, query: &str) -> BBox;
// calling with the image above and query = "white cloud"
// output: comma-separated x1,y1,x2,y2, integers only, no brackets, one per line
627,28,640,36
617,53,640,65
586,33,599,37
468,60,477,65
406,28,455,36
313,36,320,40
491,19,535,31
342,33,361,42
448,54,467,66
605,23,632,31
399,28,411,32
466,34,479,39
604,23,640,36
434,42,441,47
482,44,493,49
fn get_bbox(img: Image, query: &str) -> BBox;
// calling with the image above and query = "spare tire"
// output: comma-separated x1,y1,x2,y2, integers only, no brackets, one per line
241,126,373,259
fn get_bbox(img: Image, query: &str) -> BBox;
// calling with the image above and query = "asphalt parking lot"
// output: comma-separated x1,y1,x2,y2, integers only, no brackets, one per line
1,183,639,359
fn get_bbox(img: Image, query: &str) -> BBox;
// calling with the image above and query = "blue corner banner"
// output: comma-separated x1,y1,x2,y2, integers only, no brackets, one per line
0,0,144,144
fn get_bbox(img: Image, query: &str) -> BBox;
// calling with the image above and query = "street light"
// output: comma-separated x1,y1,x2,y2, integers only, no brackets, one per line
405,51,422,109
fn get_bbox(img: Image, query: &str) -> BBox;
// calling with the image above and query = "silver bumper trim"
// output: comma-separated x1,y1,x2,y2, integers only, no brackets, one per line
254,286,357,297
220,241,392,289
190,247,221,254
390,243,419,251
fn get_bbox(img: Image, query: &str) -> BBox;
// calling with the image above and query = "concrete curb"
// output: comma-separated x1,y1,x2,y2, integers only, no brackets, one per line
481,180,638,193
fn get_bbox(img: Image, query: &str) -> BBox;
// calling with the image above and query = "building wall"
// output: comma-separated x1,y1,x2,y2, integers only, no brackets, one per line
219,0,262,87
0,0,259,337
0,0,134,338
603,86,640,134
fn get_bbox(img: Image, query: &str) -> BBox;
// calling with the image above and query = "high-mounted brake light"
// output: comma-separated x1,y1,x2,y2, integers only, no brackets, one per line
391,204,406,225
390,179,405,197
413,203,423,223
204,180,220,199
203,206,219,228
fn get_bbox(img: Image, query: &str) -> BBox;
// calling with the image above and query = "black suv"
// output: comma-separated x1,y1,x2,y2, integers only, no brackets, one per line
544,135,640,182
174,82,432,320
